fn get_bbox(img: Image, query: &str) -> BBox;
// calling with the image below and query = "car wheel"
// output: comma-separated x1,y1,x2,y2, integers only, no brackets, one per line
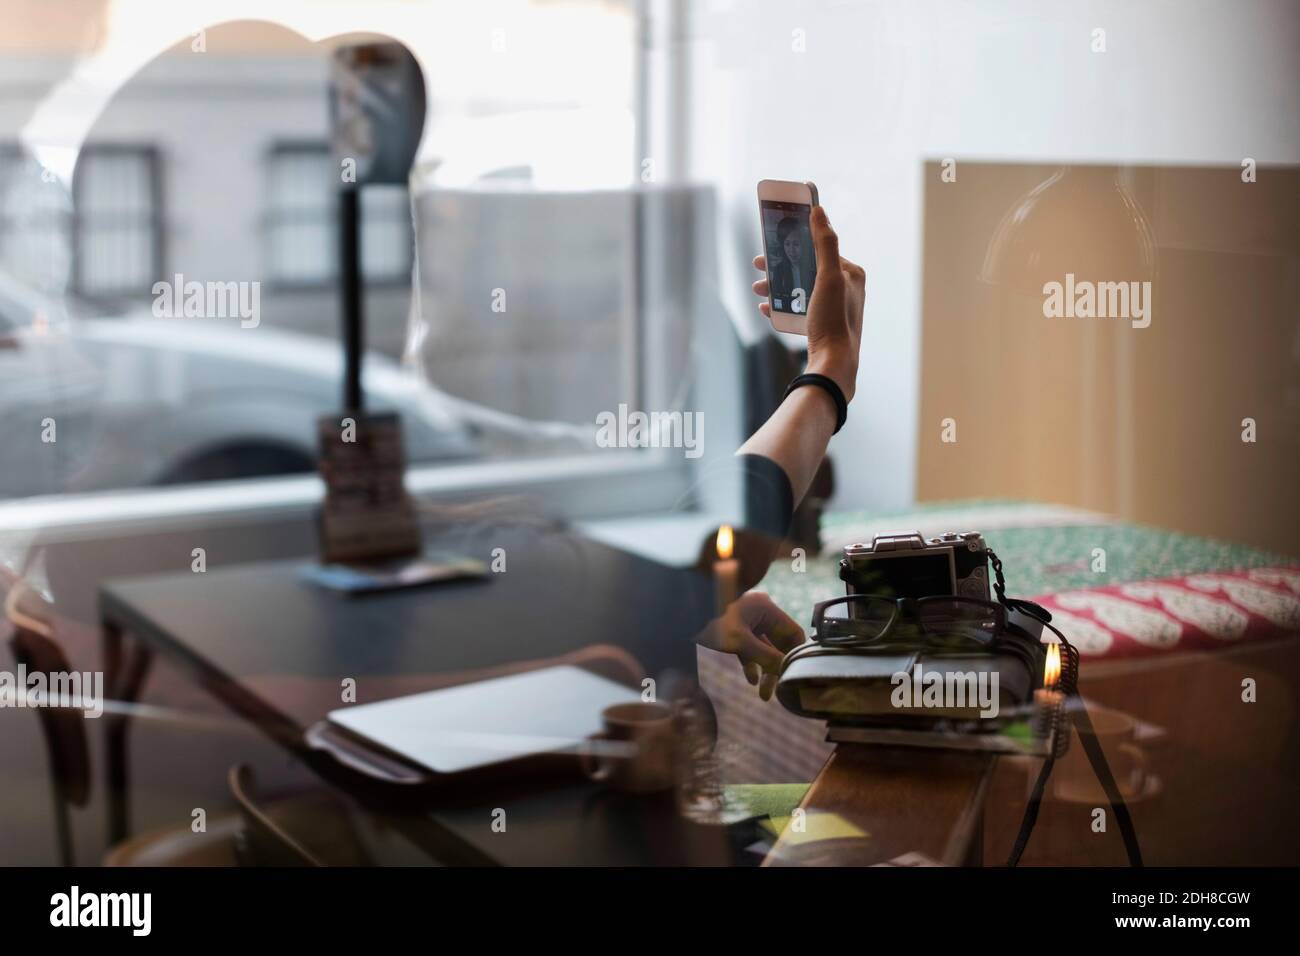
155,442,315,485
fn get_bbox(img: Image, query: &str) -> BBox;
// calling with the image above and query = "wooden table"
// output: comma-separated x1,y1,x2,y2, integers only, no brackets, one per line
764,635,1300,868
764,746,997,867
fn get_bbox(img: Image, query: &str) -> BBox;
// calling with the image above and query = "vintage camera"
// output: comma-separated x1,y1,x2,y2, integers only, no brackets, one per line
839,531,991,605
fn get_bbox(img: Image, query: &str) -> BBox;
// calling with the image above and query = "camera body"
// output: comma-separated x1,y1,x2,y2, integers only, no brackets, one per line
839,530,991,606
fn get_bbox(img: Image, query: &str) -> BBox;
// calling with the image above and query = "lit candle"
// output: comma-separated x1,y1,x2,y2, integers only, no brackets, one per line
1043,642,1061,689
1033,642,1064,740
714,525,740,614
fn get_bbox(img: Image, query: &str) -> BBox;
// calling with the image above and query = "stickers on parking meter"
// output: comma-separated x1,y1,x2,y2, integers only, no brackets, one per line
329,43,426,186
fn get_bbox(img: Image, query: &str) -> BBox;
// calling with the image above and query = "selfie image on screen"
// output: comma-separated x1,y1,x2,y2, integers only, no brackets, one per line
761,201,816,313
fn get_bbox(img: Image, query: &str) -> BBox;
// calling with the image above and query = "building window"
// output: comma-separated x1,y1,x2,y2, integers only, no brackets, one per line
266,143,333,286
72,145,162,299
0,144,71,293
360,184,414,283
265,142,412,287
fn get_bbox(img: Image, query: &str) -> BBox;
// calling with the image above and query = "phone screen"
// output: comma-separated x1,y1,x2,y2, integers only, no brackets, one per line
760,200,816,315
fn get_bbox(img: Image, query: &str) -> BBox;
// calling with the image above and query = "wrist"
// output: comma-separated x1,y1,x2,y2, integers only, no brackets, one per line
784,372,848,434
789,380,839,433
805,357,857,404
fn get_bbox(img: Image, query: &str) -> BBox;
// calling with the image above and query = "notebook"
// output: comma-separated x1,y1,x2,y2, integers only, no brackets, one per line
326,665,641,774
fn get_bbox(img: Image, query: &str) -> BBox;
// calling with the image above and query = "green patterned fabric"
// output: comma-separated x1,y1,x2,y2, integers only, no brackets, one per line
725,783,811,822
760,500,1294,624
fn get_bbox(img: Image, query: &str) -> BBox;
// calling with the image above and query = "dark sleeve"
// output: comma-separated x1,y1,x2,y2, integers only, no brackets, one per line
773,262,792,298
737,452,794,541
688,453,795,592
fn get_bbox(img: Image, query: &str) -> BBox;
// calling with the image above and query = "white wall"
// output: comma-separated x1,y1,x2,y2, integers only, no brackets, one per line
686,0,1300,510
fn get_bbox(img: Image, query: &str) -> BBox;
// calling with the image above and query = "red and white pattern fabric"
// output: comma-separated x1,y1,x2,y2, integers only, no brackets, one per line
1033,566,1300,660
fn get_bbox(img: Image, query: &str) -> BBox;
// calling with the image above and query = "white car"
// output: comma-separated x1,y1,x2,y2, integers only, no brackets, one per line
0,272,477,498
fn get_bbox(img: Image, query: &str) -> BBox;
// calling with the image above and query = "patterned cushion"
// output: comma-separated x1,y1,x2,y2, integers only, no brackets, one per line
1035,566,1300,659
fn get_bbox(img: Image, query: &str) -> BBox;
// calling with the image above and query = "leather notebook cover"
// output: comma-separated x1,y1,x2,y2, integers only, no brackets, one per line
776,650,1032,723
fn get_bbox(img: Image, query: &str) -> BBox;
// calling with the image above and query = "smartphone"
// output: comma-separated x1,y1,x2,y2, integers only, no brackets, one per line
757,179,819,334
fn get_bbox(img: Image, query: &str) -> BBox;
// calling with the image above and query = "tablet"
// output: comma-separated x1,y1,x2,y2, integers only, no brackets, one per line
326,665,641,774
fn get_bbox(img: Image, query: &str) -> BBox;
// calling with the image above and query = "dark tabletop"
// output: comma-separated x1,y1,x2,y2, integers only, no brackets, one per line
100,522,731,865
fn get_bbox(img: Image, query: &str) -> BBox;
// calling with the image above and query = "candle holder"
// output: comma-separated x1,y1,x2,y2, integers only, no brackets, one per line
1034,689,1065,766
713,525,740,615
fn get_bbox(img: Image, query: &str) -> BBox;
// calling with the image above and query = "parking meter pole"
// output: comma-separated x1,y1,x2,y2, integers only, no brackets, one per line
339,184,363,413
313,41,426,566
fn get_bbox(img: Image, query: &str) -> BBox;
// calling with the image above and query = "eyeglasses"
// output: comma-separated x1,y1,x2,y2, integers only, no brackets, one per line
810,594,1008,650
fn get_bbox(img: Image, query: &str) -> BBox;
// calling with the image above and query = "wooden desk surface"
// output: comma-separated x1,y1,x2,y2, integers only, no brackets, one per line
764,745,996,867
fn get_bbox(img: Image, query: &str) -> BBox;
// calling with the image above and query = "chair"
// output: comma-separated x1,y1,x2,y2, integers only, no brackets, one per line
3,572,349,867
229,764,326,866
5,579,92,866
105,763,372,867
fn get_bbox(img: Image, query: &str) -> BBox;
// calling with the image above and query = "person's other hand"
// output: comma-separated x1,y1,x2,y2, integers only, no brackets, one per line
694,591,806,701
751,206,866,403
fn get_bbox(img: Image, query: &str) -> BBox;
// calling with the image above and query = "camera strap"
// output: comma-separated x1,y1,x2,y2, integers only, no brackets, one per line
985,547,1144,867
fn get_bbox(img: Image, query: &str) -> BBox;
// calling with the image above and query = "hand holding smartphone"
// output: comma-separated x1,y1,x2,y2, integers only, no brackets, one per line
756,179,819,335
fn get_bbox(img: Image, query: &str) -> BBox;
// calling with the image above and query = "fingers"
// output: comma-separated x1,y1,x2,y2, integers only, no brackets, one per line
741,649,779,701
839,255,865,284
754,256,773,317
840,257,866,307
738,591,806,653
838,256,866,331
702,594,796,701
705,600,787,674
735,628,786,674
810,206,840,274
736,593,801,702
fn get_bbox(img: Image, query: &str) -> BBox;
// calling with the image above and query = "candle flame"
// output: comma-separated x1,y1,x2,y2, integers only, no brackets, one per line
716,525,734,560
1044,642,1061,688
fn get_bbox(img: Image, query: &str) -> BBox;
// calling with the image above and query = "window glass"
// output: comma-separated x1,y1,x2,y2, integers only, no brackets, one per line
0,2,690,507
266,144,334,287
0,145,73,299
266,143,413,286
72,146,159,298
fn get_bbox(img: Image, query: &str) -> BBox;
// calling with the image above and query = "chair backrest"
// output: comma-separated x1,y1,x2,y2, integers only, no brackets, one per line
228,764,324,867
7,625,92,807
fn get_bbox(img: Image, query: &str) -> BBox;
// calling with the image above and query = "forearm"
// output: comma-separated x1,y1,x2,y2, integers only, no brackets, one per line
737,383,838,509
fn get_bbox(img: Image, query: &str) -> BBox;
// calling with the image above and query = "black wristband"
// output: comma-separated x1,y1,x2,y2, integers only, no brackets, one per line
784,373,848,434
